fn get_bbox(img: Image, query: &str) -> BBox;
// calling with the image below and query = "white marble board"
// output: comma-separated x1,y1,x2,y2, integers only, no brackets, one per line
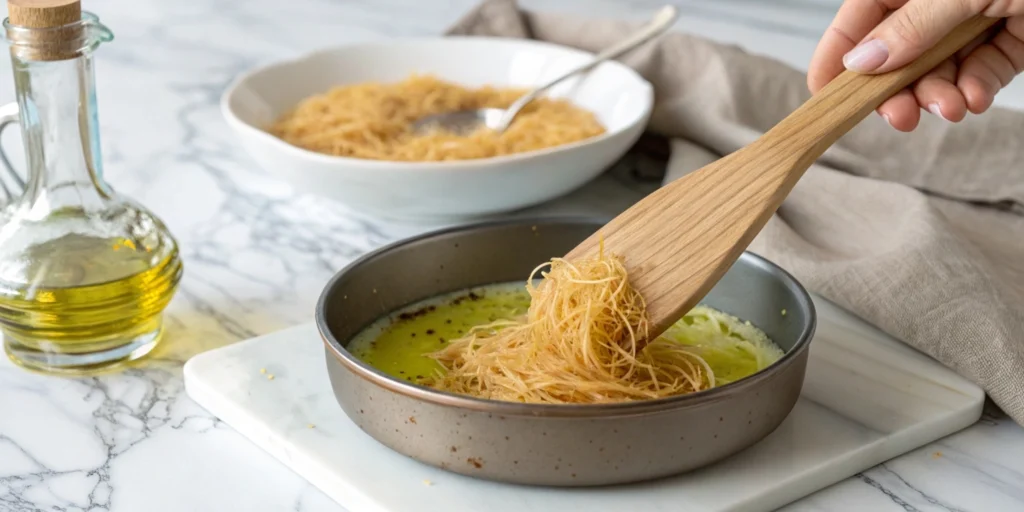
183,295,984,512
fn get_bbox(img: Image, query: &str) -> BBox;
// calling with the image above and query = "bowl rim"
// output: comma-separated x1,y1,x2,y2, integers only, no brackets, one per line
220,36,655,171
316,215,818,418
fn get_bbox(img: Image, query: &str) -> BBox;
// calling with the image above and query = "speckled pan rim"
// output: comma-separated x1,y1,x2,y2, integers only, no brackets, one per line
316,216,817,418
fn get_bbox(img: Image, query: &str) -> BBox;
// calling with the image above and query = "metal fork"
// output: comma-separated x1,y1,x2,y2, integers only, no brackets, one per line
0,103,24,205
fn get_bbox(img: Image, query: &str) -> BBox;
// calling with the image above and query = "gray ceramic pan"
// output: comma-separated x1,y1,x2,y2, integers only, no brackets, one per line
316,217,816,487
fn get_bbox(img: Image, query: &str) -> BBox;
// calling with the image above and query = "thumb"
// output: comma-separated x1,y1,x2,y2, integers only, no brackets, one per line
843,0,987,74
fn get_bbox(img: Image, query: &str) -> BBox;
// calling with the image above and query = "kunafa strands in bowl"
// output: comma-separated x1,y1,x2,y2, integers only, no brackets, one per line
426,242,715,404
267,75,606,162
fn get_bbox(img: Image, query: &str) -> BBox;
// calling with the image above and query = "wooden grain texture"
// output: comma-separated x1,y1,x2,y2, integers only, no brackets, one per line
6,0,83,61
566,15,1000,338
7,0,80,28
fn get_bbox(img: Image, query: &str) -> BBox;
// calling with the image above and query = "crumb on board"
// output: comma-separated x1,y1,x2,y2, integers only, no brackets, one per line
372,288,378,294
267,374,275,380
343,295,348,299
933,451,943,458
259,368,267,374
307,424,316,429
781,309,787,316
423,479,433,486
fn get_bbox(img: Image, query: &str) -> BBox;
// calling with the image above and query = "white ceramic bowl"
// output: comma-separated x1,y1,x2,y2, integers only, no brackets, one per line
221,37,653,221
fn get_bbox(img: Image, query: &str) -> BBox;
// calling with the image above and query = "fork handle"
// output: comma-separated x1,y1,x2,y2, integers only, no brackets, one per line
494,5,678,132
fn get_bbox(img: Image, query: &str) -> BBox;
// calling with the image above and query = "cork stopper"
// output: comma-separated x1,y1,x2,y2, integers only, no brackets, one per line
8,0,80,28
6,0,85,61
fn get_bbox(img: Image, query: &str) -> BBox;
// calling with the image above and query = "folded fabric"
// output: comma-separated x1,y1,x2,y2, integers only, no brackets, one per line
448,0,1024,423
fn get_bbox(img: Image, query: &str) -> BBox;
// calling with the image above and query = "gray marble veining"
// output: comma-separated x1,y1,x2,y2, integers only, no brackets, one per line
1,0,1022,511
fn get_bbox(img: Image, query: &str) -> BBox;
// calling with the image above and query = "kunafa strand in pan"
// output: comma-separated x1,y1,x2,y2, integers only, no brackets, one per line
350,242,783,405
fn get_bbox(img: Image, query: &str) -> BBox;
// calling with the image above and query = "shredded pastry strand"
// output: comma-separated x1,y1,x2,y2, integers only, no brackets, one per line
268,75,606,161
426,243,715,404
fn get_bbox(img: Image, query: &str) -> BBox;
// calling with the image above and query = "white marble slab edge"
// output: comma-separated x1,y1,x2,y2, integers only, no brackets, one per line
1,0,1020,510
183,295,985,512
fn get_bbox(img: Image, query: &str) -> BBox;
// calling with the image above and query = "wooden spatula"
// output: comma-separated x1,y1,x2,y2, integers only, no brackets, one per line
565,15,999,338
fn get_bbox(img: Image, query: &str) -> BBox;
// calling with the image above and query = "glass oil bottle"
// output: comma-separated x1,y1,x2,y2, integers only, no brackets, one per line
0,0,183,374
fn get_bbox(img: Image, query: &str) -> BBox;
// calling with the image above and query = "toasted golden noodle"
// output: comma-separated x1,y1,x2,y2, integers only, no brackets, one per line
267,75,606,162
426,244,715,404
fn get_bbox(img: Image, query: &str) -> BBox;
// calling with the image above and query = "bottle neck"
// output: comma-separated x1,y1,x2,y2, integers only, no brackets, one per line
14,50,111,217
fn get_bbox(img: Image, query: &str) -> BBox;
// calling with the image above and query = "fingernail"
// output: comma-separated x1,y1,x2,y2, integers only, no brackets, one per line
880,112,893,126
927,103,948,121
843,39,889,72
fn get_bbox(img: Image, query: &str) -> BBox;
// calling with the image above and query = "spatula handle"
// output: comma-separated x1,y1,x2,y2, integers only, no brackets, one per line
768,15,1000,164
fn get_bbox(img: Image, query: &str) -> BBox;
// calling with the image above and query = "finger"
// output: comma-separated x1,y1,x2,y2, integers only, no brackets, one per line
912,58,968,121
844,0,986,74
957,28,1024,113
981,1,1024,17
955,23,1003,61
993,15,1024,71
877,88,921,131
808,0,905,93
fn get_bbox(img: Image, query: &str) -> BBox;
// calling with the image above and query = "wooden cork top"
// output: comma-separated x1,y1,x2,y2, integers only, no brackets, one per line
8,0,81,28
6,0,85,61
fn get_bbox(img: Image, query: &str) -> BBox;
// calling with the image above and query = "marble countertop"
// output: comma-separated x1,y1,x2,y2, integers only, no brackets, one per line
1,0,1022,511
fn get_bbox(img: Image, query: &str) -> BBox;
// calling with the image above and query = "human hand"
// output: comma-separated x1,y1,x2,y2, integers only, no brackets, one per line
808,0,1024,131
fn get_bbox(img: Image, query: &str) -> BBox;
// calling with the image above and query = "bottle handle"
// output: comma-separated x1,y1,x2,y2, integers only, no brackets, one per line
0,102,25,203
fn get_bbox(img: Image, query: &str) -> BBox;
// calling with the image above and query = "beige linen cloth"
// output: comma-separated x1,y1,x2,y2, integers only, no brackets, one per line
449,0,1024,423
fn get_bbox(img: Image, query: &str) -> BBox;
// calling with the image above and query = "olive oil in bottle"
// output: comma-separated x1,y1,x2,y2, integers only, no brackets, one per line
0,1,183,374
